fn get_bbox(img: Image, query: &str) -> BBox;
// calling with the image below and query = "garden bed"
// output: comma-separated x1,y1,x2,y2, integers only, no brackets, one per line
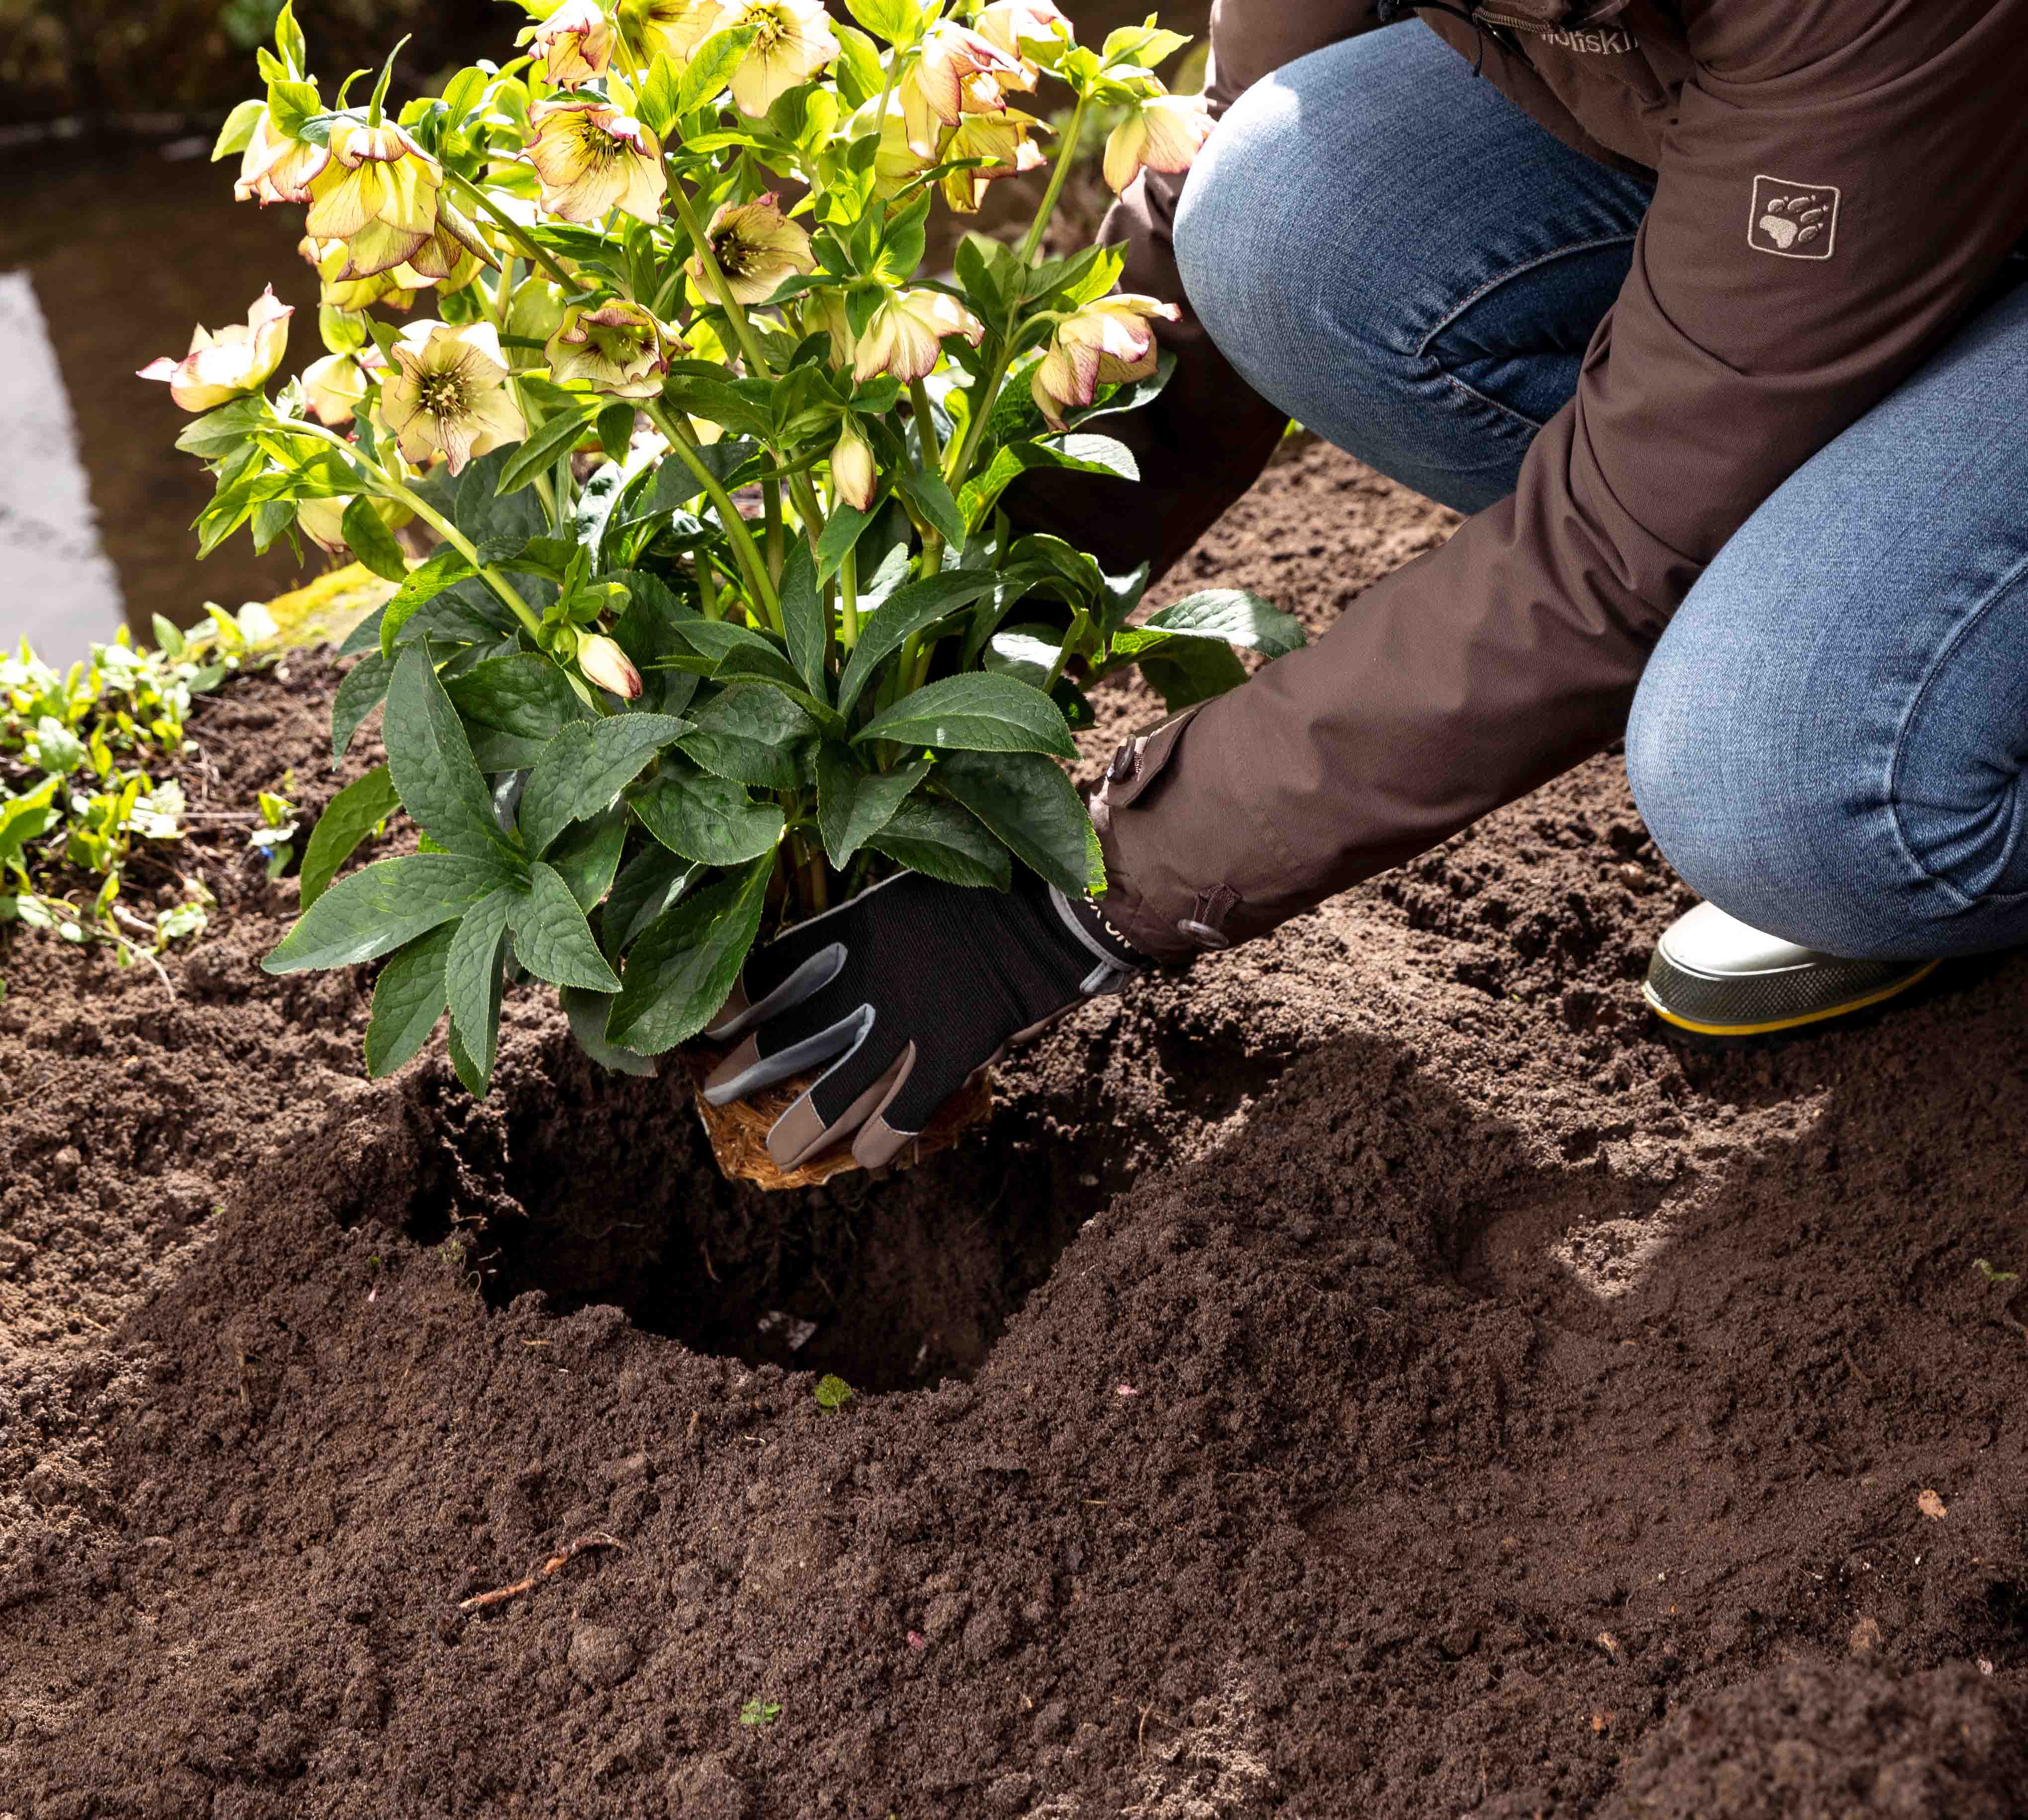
2,442,2024,1818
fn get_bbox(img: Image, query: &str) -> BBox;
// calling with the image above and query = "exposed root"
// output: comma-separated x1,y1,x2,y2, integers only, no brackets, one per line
457,1533,628,1613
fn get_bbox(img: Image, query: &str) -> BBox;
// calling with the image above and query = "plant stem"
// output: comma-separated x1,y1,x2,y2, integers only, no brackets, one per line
444,172,576,292
667,183,775,380
762,475,785,585
281,418,544,638
839,544,859,649
697,552,722,620
943,93,1092,492
644,402,781,630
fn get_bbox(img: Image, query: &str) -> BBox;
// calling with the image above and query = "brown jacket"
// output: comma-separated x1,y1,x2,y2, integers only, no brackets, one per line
1057,0,2028,960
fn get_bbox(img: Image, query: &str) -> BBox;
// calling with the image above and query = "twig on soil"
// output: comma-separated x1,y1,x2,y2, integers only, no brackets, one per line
457,1533,627,1613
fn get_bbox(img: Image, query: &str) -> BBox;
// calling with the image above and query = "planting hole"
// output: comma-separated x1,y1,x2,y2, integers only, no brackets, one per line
401,1032,1119,1392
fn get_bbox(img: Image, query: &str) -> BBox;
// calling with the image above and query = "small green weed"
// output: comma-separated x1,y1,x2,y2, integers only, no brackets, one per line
738,1699,782,1727
813,1375,855,1411
1975,1259,2020,1285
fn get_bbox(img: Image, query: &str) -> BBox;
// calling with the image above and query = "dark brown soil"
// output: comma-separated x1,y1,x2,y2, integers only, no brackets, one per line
3,442,2025,1820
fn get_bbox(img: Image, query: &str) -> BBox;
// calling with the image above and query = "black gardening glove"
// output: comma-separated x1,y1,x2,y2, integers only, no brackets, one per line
703,868,1144,1171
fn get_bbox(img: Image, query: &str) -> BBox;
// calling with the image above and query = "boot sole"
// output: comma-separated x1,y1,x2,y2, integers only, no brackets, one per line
1643,956,1940,1039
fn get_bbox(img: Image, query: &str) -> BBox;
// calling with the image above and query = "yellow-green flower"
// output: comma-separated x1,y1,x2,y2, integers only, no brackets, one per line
506,278,571,372
619,0,731,63
720,0,838,117
898,22,1024,156
938,105,1046,214
138,287,293,412
545,301,684,398
377,319,527,474
829,418,876,512
528,0,616,87
300,234,433,314
1030,294,1179,430
525,98,667,224
303,119,444,280
689,194,815,305
577,634,643,699
974,0,1074,87
1102,91,1214,195
851,288,984,385
233,107,331,206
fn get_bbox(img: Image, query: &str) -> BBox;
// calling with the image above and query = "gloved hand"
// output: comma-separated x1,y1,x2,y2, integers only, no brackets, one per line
703,867,1144,1171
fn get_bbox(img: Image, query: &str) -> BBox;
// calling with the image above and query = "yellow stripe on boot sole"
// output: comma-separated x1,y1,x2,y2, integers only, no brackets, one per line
1643,959,1940,1038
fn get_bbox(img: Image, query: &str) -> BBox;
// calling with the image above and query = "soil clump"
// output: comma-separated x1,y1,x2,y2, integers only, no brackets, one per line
2,442,2024,1818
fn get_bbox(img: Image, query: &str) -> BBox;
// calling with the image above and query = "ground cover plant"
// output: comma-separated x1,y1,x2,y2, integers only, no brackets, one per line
159,0,1299,1098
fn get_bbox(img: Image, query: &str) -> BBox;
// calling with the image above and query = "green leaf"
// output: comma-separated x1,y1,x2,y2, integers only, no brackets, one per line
634,50,683,138
607,855,772,1055
960,436,1138,531
814,497,875,586
934,751,1090,894
331,650,393,760
843,0,920,43
495,403,591,499
813,1374,854,1410
835,568,1014,717
832,23,883,106
1116,636,1247,710
378,545,475,658
602,840,699,953
815,748,926,869
547,807,628,911
676,22,757,112
596,402,637,465
898,470,966,549
211,97,266,161
509,863,622,992
853,673,1076,758
299,765,401,910
364,923,453,1078
383,644,521,861
445,886,514,1096
1127,589,1305,658
342,497,408,583
445,650,590,771
679,685,821,790
561,985,658,1077
175,395,266,460
262,853,513,973
868,796,1010,889
0,778,60,867
518,712,692,856
631,758,787,867
777,538,828,697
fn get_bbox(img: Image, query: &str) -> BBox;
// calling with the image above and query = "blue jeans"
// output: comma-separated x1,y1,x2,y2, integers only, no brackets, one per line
1176,24,2028,961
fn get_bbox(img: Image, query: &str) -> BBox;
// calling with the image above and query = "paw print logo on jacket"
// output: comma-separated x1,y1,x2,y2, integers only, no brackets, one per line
1749,175,1840,260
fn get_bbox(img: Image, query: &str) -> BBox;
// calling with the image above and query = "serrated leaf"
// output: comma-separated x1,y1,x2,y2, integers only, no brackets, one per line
383,644,521,860
815,748,927,869
835,568,1014,717
1127,588,1304,657
364,923,453,1077
509,863,621,992
679,685,820,789
518,712,692,856
853,673,1075,758
898,470,967,548
843,0,920,43
331,650,394,760
342,497,409,582
445,650,590,766
676,22,757,112
960,436,1138,531
868,795,1010,889
777,537,828,696
561,985,658,1076
631,758,786,867
814,497,875,585
602,840,700,953
299,765,402,909
445,886,515,1096
934,750,1089,894
1116,635,1247,710
547,808,628,911
495,403,591,498
378,545,474,657
263,853,514,973
606,855,772,1055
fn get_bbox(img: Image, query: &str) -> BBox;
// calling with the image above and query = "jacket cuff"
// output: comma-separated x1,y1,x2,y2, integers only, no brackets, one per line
1090,706,1237,964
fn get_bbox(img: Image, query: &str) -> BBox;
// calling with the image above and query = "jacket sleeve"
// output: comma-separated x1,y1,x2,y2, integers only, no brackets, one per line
1096,1,2028,959
1003,0,1389,581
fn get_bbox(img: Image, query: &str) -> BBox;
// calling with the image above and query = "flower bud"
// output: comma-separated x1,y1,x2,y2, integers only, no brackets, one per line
1029,294,1179,430
301,351,370,426
296,495,353,556
578,634,643,699
138,287,293,412
851,288,985,386
830,419,877,513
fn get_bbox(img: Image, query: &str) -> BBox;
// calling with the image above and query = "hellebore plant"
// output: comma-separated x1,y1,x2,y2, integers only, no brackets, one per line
165,0,1304,1099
